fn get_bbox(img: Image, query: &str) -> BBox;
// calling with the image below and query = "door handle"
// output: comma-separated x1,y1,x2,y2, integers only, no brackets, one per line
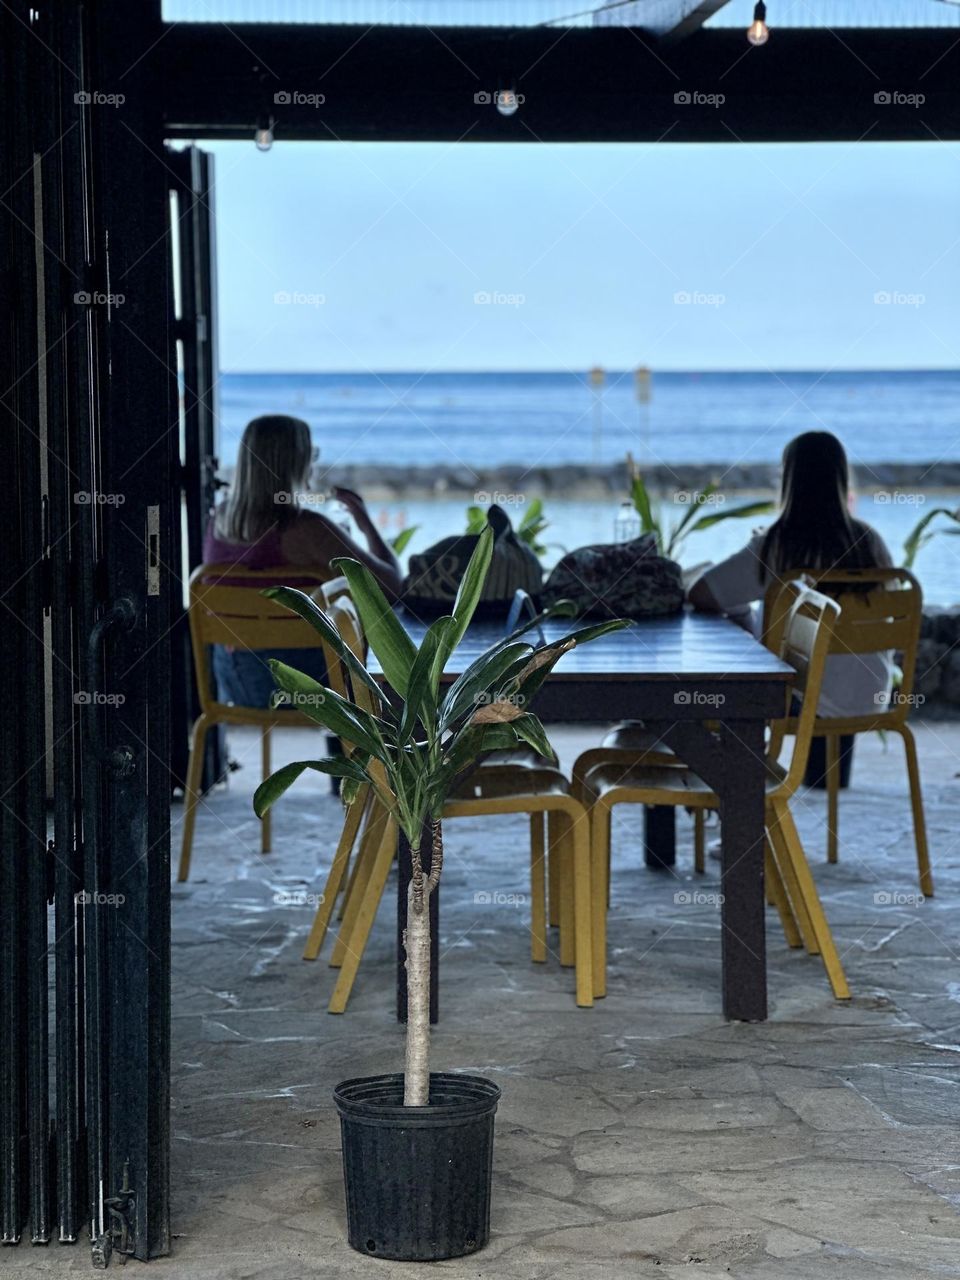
85,596,138,778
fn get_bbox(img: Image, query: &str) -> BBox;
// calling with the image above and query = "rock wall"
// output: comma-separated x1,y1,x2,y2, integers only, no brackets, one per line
916,608,960,716
224,460,960,501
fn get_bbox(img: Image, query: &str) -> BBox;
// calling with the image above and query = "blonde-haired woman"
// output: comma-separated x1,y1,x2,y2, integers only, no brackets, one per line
204,414,401,707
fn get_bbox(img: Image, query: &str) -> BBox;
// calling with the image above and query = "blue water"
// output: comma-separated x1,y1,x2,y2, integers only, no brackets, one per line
218,369,960,470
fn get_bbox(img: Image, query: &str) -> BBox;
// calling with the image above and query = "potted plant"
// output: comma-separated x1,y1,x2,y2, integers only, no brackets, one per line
252,527,624,1261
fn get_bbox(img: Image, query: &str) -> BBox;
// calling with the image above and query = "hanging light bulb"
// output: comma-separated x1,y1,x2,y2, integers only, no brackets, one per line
496,86,520,117
496,36,520,117
746,1,769,45
255,116,274,151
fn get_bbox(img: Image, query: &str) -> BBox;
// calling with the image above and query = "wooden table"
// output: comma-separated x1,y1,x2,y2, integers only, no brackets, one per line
381,609,793,1023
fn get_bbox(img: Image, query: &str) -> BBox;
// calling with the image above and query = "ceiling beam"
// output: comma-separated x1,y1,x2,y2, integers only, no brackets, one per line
156,24,960,144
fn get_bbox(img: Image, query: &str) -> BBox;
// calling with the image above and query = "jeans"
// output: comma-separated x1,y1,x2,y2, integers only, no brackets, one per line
211,645,328,710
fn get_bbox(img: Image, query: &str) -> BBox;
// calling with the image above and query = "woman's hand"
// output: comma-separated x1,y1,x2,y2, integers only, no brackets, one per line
332,486,370,526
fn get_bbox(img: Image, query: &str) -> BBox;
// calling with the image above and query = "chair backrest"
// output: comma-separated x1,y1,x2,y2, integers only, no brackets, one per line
768,582,841,796
328,596,393,793
308,577,357,704
328,596,373,710
763,566,922,724
188,563,331,713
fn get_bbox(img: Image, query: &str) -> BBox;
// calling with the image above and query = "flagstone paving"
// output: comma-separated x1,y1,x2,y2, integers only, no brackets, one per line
10,721,960,1278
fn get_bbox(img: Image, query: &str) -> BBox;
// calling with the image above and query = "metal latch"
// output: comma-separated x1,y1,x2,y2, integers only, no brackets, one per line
146,506,160,597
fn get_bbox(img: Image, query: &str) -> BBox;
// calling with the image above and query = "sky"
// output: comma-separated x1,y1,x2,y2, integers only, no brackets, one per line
203,138,960,372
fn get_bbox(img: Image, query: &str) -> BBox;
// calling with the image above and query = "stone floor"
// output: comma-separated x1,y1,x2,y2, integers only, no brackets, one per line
11,721,960,1278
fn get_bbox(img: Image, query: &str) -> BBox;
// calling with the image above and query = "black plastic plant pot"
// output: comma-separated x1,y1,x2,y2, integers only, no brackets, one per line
333,1072,501,1261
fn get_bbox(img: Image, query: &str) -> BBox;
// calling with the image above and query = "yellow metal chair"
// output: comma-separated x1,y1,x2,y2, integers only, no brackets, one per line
178,563,332,882
297,577,384,963
582,582,851,1001
763,567,932,896
298,585,565,972
312,596,598,1012
572,722,708,874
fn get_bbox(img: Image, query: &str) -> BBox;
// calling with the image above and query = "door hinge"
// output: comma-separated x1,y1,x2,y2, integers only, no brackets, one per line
145,506,160,597
92,1160,136,1268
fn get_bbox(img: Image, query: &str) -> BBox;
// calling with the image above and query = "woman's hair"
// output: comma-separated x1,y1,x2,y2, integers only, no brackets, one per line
215,415,313,544
759,431,877,581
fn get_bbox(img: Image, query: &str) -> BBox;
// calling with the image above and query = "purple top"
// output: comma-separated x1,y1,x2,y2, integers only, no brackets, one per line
203,517,287,570
202,515,327,589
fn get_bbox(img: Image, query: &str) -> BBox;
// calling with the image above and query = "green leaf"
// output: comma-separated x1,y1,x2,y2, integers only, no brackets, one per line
389,525,419,555
429,525,494,686
464,505,487,534
903,506,960,568
671,483,718,541
430,722,526,807
261,586,388,709
517,499,549,555
509,713,557,763
439,640,534,732
630,474,660,543
399,615,457,745
254,757,369,818
504,619,629,711
689,498,775,534
332,557,419,698
340,776,364,806
270,662,386,759
518,497,543,532
449,525,494,648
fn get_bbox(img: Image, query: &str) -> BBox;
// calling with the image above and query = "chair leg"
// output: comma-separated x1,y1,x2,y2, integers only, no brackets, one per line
547,811,562,929
303,787,369,962
590,800,611,1000
825,734,840,863
260,726,272,855
337,831,366,922
694,809,706,874
898,724,934,898
772,799,850,1000
529,812,547,963
178,714,212,883
767,804,819,955
556,813,575,968
764,833,802,949
567,810,594,1007
330,805,389,968
328,818,397,1014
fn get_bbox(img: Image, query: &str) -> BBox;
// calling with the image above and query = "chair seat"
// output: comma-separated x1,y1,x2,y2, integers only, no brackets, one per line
600,720,677,758
482,747,554,768
450,765,572,803
583,758,788,805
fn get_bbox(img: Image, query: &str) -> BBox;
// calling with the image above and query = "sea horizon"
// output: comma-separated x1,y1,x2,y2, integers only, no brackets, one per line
217,368,960,473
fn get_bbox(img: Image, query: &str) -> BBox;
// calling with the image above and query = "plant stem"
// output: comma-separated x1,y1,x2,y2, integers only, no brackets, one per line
403,866,432,1106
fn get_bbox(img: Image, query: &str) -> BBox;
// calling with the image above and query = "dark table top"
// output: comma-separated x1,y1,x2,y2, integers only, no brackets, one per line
385,608,793,685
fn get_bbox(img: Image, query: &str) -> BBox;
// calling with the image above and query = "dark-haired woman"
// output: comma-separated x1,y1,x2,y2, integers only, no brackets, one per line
203,414,401,707
688,431,893,782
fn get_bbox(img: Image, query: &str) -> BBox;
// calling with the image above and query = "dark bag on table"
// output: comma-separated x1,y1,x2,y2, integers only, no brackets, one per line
402,503,542,618
540,532,684,619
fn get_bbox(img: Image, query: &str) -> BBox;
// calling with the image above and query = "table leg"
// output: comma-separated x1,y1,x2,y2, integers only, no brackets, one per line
396,823,439,1025
644,805,676,868
716,720,767,1022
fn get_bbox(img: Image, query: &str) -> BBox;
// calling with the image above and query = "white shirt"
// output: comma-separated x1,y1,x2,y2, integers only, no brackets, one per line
695,529,894,719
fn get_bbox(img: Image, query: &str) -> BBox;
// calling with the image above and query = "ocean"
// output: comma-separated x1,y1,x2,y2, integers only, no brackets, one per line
219,369,960,471
215,370,960,604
